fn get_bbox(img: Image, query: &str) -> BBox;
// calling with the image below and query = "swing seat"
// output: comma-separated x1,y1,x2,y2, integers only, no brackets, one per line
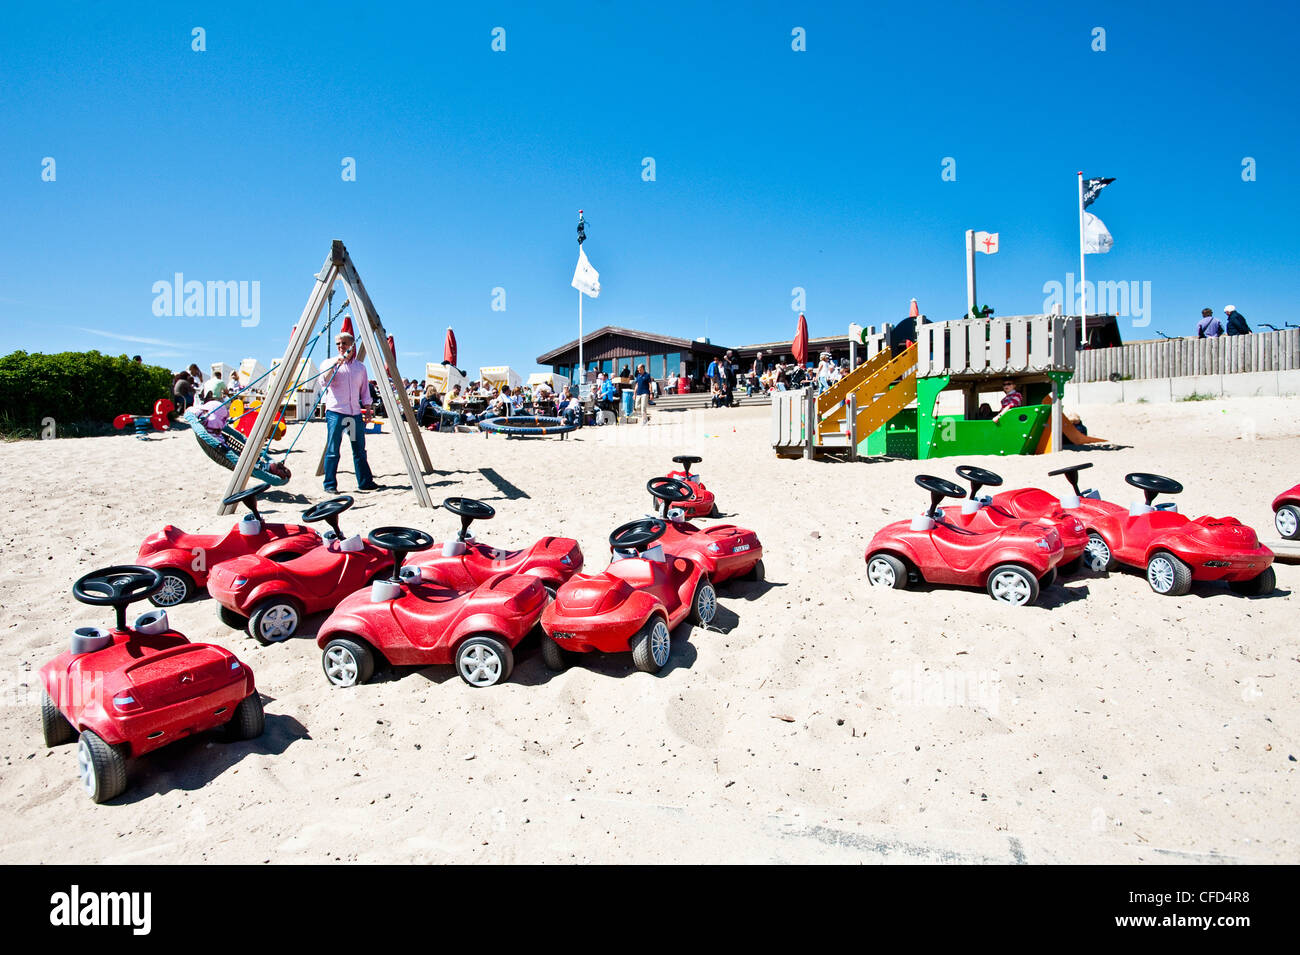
184,412,289,486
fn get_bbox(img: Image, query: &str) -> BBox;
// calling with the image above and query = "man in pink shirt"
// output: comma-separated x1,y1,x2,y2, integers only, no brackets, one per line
322,331,377,492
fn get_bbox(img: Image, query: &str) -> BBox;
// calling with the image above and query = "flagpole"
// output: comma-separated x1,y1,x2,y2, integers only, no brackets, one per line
1077,171,1087,347
965,229,977,317
578,288,584,393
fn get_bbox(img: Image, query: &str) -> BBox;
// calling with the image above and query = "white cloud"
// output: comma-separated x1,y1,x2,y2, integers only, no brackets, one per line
72,326,191,349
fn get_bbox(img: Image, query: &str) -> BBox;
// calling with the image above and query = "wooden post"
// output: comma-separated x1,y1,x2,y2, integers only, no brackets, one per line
847,334,858,462
804,385,816,459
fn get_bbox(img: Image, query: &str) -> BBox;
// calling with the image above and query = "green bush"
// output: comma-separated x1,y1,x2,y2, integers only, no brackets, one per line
0,350,174,439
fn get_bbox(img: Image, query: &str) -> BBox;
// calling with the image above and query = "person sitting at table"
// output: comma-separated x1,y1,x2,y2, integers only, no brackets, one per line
557,385,583,427
594,373,619,422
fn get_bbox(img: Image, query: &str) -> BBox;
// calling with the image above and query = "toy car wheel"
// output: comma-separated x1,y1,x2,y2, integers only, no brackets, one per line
986,564,1039,606
41,691,76,747
1083,533,1117,573
690,578,717,626
149,570,193,608
708,503,719,518
224,692,265,741
1040,567,1058,590
540,634,569,671
742,559,766,583
631,616,672,673
1229,566,1276,597
1275,505,1300,540
249,598,302,644
1146,551,1192,596
456,635,514,688
322,638,375,687
77,730,127,804
866,554,908,590
219,605,250,632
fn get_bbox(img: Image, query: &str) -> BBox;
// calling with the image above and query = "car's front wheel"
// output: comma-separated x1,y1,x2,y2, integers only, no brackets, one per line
149,570,193,608
631,616,671,673
986,564,1040,606
249,598,302,644
866,554,908,590
456,635,514,688
1083,533,1116,573
1274,505,1300,540
1146,551,1193,596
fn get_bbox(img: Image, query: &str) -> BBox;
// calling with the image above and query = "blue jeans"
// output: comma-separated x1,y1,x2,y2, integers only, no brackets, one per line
324,411,373,490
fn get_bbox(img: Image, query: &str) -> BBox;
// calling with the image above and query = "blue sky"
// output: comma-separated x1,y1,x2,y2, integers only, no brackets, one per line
3,1,1298,378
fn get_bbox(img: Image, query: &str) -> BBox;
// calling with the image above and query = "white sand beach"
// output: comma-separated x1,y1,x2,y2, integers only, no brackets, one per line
1,397,1296,864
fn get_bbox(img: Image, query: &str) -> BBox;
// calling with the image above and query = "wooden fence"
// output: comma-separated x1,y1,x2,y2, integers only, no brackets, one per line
1075,328,1300,382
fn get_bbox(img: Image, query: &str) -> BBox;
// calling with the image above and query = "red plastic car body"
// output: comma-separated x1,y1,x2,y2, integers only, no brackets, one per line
865,475,1064,605
942,465,1089,572
207,496,391,642
645,477,763,584
1272,484,1300,540
541,518,717,673
662,454,717,518
135,483,319,607
40,567,263,803
410,498,583,591
316,526,549,688
1055,467,1275,596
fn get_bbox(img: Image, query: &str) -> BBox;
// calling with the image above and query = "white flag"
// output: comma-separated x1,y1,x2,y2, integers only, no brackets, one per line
571,247,601,298
1082,212,1113,254
974,231,999,254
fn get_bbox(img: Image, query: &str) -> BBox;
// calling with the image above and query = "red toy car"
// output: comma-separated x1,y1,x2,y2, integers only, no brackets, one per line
315,526,548,688
1053,466,1276,596
410,497,583,593
944,465,1089,575
661,454,717,518
135,483,320,607
39,566,263,803
645,477,764,584
207,495,392,643
1272,485,1300,540
541,517,717,674
865,475,1064,605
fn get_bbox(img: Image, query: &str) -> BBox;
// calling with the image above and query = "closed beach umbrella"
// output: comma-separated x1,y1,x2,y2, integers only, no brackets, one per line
792,313,809,367
909,298,919,319
444,327,458,366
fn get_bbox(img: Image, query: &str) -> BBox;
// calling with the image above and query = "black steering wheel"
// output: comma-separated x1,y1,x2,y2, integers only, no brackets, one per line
1048,462,1094,496
443,497,495,540
609,518,667,552
1125,472,1183,505
302,495,354,537
915,474,967,518
647,477,695,513
672,455,702,470
367,526,435,581
222,482,271,523
955,465,1003,500
74,565,164,631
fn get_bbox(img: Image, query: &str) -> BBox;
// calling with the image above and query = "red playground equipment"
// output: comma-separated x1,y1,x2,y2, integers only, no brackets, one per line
39,566,263,803
541,517,717,674
645,477,764,585
1053,466,1276,597
410,497,583,593
207,495,392,642
316,526,549,689
865,475,1065,605
134,483,320,607
661,455,717,518
114,399,175,440
1272,484,1300,540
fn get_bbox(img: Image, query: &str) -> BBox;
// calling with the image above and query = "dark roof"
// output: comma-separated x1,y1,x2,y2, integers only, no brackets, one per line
536,325,726,364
